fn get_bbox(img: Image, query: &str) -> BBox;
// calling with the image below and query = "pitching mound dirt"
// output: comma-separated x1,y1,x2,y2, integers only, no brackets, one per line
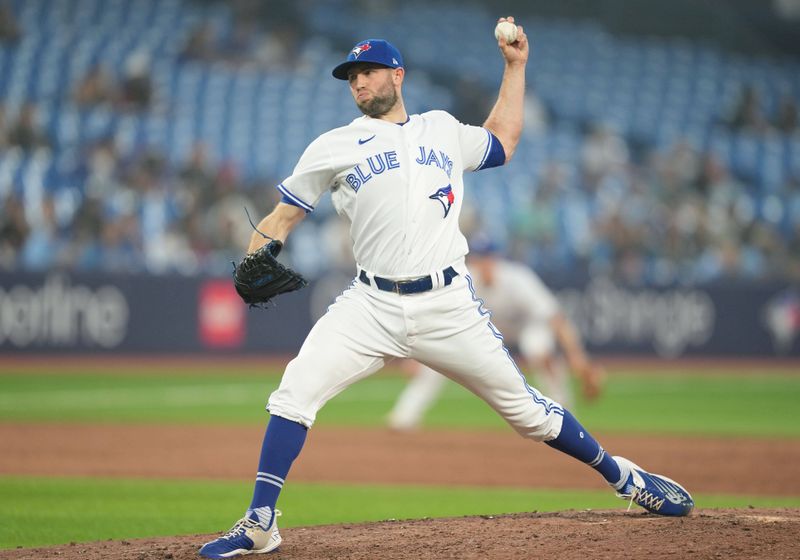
2,509,798,560
3,424,799,558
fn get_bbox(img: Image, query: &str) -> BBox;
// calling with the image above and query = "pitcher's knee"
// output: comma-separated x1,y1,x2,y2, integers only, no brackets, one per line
267,377,322,428
266,392,317,428
265,358,329,428
507,408,564,442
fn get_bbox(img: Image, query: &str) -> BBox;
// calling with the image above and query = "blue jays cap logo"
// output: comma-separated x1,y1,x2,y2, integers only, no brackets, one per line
429,185,455,218
351,42,372,59
332,39,404,80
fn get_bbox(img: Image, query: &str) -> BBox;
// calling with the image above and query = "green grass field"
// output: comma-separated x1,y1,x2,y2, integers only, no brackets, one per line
1,362,799,549
1,365,799,436
3,477,797,549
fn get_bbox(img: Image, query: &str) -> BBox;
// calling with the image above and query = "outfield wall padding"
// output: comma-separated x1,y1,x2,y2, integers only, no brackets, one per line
0,272,797,357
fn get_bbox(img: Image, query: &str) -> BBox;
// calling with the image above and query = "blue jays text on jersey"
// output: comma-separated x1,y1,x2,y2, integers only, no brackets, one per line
416,146,454,178
276,111,505,278
344,150,400,192
344,146,455,193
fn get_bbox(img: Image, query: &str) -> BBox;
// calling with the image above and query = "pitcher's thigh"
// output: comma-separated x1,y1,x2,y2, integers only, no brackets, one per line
414,309,564,441
268,289,402,427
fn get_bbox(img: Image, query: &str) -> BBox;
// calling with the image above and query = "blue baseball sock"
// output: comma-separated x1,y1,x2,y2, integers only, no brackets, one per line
247,415,308,526
545,410,622,487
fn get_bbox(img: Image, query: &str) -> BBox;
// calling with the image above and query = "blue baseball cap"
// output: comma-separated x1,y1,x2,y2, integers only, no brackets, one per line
469,233,499,256
332,39,404,80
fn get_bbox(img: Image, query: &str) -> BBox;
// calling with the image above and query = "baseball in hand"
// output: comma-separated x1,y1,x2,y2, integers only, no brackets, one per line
494,21,518,43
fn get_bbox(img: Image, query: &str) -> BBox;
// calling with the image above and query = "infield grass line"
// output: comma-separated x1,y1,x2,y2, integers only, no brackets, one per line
0,369,798,437
2,476,800,549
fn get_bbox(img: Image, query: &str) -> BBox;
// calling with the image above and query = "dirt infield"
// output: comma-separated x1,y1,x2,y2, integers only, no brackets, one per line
2,509,798,560
3,423,799,496
3,423,800,559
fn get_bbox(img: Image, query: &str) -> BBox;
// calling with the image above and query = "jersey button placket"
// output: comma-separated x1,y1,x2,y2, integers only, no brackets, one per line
398,127,417,263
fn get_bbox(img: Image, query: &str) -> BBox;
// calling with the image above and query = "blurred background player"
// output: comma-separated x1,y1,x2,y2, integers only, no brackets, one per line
388,234,605,430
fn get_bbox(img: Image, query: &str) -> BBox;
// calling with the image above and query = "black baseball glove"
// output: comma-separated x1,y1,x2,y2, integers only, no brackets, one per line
232,240,308,308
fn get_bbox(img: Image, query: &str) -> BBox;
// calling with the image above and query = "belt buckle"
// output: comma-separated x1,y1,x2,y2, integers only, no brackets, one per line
394,277,422,294
393,280,410,294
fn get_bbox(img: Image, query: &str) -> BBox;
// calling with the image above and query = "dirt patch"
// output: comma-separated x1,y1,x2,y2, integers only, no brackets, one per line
2,509,798,560
4,423,800,559
2,423,799,496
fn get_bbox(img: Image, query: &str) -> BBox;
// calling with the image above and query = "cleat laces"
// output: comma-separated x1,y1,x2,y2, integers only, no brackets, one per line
634,488,666,512
222,517,258,540
619,481,666,513
223,509,282,538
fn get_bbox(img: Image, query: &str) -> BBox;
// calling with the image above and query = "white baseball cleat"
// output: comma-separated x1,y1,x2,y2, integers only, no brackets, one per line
199,509,282,558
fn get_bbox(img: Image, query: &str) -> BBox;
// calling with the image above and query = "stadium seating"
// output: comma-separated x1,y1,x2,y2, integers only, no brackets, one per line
1,0,798,280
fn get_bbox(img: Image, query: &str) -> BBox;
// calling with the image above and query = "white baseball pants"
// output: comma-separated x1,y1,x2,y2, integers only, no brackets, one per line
267,263,564,441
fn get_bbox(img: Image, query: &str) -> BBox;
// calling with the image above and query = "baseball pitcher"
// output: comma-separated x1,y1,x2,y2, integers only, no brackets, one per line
201,17,693,558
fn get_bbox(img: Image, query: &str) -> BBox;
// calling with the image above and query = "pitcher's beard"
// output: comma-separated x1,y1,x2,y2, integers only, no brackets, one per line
357,90,398,118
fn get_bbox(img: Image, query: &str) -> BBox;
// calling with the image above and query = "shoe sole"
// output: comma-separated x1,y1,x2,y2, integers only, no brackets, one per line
201,529,282,558
251,531,282,555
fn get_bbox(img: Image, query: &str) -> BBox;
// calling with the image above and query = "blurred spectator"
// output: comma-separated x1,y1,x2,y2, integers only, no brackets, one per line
116,51,153,111
0,2,21,44
665,140,703,192
451,75,492,125
64,197,105,270
220,20,259,65
774,94,799,133
179,204,212,260
786,177,800,229
98,211,143,273
508,165,564,270
694,238,744,283
0,193,28,269
700,154,751,243
727,85,770,133
0,103,9,150
787,223,800,281
696,154,739,201
7,103,51,152
745,223,788,279
20,195,66,270
203,162,257,257
83,138,122,200
248,0,306,38
253,28,302,70
180,23,217,63
178,143,216,210
230,0,263,22
109,150,185,273
73,64,115,107
581,123,629,184
523,86,549,134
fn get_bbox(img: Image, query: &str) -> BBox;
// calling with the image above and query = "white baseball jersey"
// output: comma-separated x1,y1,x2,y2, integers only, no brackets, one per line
471,260,560,343
268,110,565,444
277,110,498,278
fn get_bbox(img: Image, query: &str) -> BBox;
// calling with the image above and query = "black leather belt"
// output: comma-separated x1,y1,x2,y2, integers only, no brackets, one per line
359,266,458,295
